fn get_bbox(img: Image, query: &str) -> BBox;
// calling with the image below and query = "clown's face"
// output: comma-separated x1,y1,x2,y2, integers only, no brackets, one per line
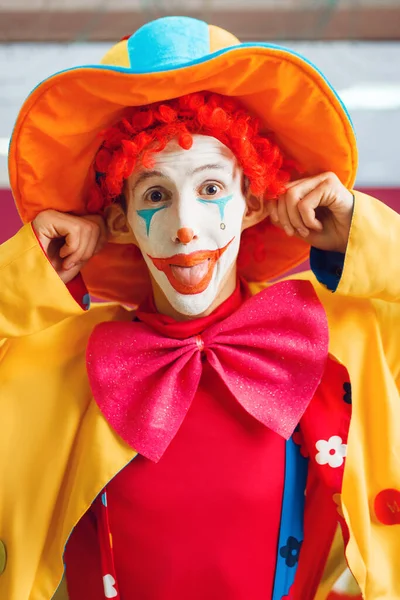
125,135,248,316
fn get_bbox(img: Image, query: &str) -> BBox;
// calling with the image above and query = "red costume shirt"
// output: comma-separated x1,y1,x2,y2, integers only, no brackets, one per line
65,283,286,599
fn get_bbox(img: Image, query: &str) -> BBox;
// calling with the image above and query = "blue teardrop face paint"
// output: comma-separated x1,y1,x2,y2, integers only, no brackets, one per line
196,194,233,220
137,206,167,236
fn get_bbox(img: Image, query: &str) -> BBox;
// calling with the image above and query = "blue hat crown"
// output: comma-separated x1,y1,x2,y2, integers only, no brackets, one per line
127,16,212,74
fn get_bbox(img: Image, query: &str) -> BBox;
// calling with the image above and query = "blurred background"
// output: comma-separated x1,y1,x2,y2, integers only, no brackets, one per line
1,0,399,243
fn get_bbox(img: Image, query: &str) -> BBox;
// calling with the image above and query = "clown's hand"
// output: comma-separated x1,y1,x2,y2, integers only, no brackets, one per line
268,172,354,253
32,209,107,284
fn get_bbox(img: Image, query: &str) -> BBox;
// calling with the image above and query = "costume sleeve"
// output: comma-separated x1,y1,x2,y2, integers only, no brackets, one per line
336,191,400,302
333,190,400,391
0,224,86,339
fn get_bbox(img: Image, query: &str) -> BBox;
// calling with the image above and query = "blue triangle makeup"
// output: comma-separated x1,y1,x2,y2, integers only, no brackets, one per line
196,194,233,220
137,206,167,235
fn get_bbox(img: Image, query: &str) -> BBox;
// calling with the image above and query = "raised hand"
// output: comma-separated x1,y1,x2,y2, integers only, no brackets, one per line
268,172,355,253
32,210,107,283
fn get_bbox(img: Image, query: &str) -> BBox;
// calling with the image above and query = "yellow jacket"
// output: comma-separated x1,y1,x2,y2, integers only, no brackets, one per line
0,191,399,600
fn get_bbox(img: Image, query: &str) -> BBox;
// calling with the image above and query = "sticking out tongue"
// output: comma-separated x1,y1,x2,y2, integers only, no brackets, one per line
170,260,210,286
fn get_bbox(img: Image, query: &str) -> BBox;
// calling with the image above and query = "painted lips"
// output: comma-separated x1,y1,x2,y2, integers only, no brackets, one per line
148,238,234,295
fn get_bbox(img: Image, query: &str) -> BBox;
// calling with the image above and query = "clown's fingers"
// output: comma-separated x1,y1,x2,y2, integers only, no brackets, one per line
58,229,81,261
277,196,295,237
297,186,325,232
62,221,102,270
85,214,108,255
284,193,310,238
266,199,279,224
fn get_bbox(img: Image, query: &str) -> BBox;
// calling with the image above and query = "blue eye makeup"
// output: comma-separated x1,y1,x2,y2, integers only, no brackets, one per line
137,206,167,236
196,194,233,220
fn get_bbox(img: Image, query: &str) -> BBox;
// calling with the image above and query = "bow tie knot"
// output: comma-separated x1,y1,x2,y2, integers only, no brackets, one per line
195,335,205,352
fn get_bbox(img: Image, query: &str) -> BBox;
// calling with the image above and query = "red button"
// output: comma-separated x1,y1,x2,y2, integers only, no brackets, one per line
374,489,400,525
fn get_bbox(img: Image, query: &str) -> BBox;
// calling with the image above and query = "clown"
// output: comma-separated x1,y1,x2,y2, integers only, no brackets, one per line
0,15,400,600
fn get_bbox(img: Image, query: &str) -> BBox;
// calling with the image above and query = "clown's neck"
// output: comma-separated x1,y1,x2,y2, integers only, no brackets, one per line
137,276,250,340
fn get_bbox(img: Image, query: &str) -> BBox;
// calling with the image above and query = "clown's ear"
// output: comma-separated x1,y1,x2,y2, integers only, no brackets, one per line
241,192,270,232
105,202,137,245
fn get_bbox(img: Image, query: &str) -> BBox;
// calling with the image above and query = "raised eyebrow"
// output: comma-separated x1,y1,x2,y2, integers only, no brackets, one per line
131,170,167,192
190,163,228,175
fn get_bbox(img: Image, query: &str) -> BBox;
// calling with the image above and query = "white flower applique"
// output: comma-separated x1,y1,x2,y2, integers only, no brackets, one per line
103,574,118,598
315,435,347,468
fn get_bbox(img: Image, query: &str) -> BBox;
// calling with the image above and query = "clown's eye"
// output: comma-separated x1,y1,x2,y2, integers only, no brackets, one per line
200,183,221,197
145,189,166,203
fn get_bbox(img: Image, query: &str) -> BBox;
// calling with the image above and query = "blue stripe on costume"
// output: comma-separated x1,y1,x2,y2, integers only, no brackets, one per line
310,248,345,292
272,438,308,600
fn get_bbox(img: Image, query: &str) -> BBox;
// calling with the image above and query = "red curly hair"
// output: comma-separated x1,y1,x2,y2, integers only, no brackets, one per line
87,92,296,214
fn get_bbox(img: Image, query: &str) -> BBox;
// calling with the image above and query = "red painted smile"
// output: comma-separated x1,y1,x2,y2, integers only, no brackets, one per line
148,238,234,295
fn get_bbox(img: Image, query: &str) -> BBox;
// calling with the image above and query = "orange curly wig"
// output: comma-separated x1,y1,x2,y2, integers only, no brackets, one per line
88,92,296,210
87,91,299,268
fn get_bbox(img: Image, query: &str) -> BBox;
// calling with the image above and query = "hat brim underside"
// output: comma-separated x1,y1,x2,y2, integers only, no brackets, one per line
8,44,357,305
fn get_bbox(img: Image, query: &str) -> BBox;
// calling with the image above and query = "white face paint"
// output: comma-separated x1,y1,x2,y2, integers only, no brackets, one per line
126,135,247,316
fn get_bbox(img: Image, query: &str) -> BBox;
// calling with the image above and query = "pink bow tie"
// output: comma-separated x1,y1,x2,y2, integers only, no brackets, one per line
86,280,328,462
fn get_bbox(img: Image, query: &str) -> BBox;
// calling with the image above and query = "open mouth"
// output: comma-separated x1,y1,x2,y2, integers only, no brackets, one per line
148,238,234,295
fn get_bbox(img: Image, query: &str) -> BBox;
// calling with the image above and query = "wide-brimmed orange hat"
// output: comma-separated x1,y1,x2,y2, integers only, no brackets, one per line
8,16,357,305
